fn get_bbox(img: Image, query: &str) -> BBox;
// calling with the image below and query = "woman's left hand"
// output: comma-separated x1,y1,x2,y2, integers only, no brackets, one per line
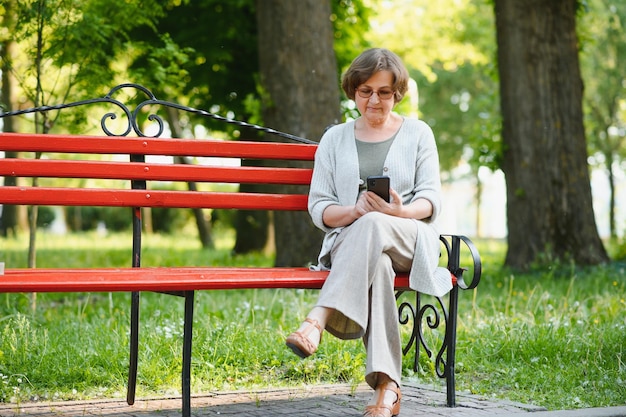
364,188,403,215
365,188,433,220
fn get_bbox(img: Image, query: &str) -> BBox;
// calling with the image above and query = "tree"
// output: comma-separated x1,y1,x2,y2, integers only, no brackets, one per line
494,0,609,268
579,0,626,239
3,0,172,266
256,0,341,266
124,0,260,249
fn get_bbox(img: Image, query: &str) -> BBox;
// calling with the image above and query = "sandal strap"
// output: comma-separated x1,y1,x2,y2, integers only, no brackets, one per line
302,318,322,338
375,382,401,398
363,382,401,417
363,403,393,416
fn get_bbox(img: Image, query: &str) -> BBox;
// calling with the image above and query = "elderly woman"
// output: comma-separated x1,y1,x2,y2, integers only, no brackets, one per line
286,48,450,417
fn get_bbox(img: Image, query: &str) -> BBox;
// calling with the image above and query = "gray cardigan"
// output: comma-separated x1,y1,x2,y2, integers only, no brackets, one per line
308,118,453,297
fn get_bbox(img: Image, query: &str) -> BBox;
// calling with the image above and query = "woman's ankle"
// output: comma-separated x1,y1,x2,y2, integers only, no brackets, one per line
306,306,332,330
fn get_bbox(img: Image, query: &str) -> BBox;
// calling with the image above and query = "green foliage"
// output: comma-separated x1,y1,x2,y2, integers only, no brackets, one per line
607,237,626,261
6,0,169,132
56,203,193,234
1,234,625,409
579,0,626,160
65,206,131,232
151,207,194,234
29,206,55,228
5,0,372,135
364,0,502,174
331,0,373,72
415,61,501,173
578,0,626,238
123,0,260,134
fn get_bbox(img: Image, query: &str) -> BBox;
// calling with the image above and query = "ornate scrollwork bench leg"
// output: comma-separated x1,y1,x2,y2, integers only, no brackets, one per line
396,234,481,407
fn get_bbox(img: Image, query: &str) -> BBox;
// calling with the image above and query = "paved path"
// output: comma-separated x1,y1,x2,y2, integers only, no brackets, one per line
1,382,625,417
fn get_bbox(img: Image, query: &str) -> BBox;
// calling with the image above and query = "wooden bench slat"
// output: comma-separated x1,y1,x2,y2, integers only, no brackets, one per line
1,187,309,210
0,133,318,160
1,267,413,292
0,159,313,184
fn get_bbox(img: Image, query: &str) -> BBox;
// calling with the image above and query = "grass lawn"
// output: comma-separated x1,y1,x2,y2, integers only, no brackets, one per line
1,229,625,410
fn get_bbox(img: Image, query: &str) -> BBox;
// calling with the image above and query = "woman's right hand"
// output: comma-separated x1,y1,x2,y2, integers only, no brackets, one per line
355,191,374,217
322,202,362,228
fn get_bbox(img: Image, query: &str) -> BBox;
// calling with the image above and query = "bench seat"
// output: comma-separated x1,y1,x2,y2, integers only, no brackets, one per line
1,267,419,292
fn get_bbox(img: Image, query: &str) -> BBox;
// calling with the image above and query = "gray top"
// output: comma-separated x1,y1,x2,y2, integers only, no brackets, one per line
356,134,396,189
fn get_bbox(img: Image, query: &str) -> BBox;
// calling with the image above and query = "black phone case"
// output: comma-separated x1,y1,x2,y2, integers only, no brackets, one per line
367,176,390,202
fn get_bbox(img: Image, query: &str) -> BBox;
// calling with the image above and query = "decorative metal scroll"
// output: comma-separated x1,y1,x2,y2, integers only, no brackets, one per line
396,290,449,377
0,83,317,144
396,234,481,378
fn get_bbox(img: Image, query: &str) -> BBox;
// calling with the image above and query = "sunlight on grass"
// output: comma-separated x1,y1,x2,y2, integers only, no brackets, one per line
1,234,625,410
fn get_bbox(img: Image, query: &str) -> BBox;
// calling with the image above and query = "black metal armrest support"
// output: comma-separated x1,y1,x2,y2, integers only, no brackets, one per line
440,234,481,290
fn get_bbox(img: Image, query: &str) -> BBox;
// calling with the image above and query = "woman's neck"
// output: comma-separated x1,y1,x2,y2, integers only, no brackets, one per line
355,114,402,142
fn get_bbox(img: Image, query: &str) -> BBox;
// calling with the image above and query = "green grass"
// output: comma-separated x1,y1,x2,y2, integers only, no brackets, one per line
1,230,625,410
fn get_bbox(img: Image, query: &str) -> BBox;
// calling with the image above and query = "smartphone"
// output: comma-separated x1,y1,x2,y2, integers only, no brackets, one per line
366,176,390,202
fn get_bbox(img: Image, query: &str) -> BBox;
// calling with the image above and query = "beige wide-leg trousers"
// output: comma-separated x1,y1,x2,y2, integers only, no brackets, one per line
315,211,418,389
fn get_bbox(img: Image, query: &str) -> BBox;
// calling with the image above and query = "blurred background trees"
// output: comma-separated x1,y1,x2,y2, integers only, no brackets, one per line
1,0,625,269
579,0,626,240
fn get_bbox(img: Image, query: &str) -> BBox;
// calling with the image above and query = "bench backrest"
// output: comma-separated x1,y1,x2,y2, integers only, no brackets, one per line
0,132,317,211
0,86,481,290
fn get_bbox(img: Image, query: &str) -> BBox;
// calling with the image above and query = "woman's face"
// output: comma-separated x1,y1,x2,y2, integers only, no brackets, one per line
354,70,396,124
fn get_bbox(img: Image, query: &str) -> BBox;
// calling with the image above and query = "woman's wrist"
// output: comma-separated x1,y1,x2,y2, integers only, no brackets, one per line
323,204,361,228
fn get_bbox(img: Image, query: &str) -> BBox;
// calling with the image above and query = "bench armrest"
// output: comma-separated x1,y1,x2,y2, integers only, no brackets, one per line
440,234,481,290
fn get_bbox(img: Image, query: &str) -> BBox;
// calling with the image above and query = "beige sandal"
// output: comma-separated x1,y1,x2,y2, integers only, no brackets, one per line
363,382,401,417
285,318,322,358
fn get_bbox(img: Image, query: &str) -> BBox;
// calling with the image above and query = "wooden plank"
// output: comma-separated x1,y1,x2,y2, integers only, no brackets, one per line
0,159,313,184
0,133,317,160
0,187,309,210
0,267,413,292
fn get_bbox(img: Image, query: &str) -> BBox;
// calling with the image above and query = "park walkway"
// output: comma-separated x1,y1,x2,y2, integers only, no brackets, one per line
3,381,625,417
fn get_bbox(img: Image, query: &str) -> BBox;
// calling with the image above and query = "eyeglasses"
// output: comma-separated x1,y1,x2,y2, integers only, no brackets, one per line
356,87,395,100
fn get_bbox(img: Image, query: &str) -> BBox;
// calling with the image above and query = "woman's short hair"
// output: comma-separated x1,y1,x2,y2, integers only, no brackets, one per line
341,48,410,104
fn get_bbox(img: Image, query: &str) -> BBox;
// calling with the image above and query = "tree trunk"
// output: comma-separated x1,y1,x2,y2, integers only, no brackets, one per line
495,0,608,269
165,106,213,248
475,171,482,238
234,128,270,254
256,0,340,266
606,151,616,239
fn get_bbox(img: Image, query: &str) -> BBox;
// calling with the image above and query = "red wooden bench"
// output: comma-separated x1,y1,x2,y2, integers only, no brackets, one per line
0,84,481,417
